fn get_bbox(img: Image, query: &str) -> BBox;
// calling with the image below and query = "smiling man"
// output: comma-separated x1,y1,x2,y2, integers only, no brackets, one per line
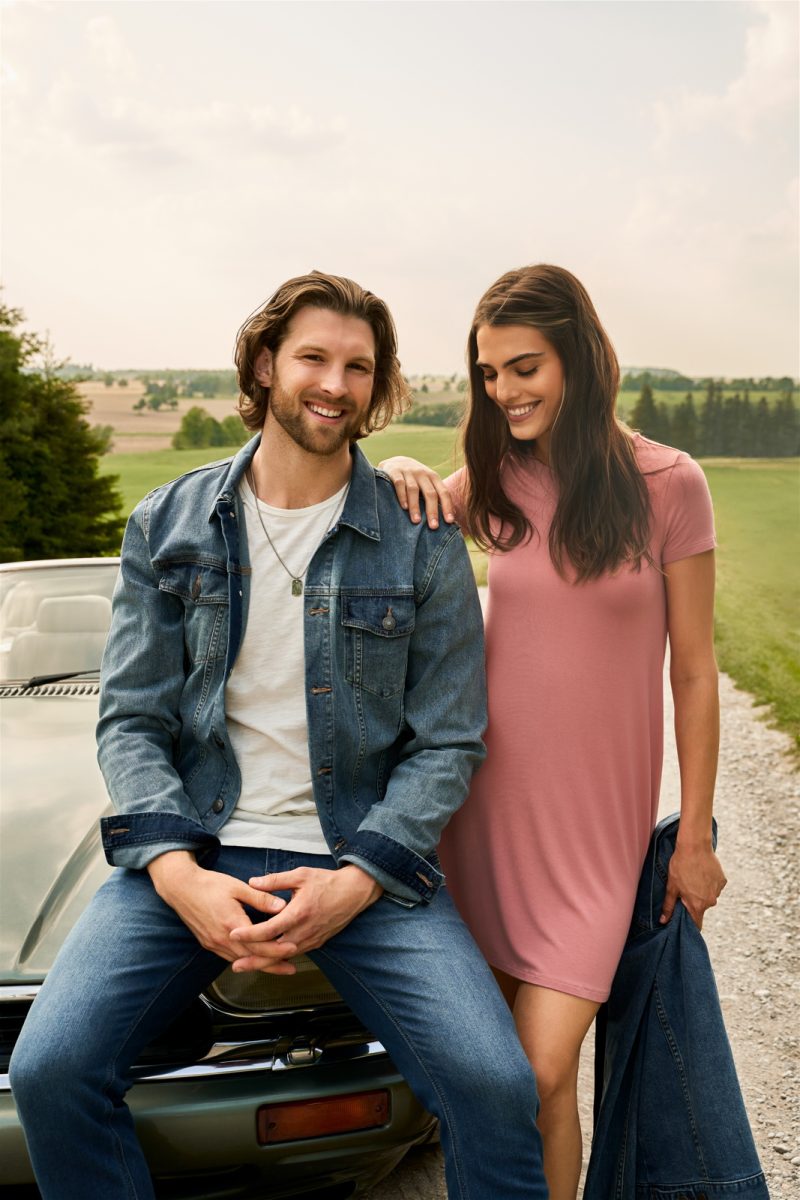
10,272,547,1200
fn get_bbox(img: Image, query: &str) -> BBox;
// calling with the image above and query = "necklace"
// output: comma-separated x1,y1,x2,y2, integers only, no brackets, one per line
246,468,350,596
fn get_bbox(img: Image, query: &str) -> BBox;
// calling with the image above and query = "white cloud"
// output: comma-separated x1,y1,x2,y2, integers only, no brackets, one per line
655,0,798,144
4,8,347,167
85,14,137,81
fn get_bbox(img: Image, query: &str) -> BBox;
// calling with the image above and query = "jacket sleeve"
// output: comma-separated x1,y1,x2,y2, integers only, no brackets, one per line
341,526,487,904
96,504,218,869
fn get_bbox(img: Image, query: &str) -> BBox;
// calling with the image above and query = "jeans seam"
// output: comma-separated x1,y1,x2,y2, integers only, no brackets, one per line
101,942,219,1200
652,978,708,1179
314,945,469,1200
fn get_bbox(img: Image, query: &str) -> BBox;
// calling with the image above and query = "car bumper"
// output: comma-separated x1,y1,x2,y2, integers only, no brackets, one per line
1,1030,436,1198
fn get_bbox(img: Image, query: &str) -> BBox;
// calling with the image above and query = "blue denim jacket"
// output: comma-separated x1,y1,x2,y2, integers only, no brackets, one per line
97,437,487,906
585,813,768,1199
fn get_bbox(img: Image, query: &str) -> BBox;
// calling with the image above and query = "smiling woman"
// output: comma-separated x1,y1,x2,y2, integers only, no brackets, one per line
379,262,734,1200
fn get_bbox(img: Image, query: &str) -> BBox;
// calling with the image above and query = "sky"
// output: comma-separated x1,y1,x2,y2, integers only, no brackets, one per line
2,0,798,377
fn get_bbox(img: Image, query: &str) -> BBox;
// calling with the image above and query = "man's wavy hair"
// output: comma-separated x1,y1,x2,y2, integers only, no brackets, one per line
235,270,410,438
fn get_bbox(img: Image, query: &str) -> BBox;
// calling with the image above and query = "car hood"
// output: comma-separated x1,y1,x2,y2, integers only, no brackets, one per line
0,685,113,982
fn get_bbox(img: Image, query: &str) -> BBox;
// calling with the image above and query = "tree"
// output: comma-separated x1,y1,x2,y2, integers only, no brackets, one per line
220,415,248,446
144,379,178,410
172,406,213,449
699,381,724,456
172,407,248,450
630,381,656,431
670,394,698,456
0,304,125,562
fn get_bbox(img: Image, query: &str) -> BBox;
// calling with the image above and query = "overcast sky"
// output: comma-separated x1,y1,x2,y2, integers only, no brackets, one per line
2,0,798,377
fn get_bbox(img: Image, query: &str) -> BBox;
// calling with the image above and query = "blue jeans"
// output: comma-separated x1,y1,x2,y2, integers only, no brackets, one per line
10,848,547,1199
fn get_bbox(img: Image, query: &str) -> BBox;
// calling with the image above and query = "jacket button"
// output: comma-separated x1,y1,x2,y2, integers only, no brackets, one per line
212,798,224,814
213,733,224,748
382,608,396,631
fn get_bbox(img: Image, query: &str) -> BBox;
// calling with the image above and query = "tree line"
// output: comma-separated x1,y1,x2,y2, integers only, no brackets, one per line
629,382,798,457
621,370,795,394
397,381,799,456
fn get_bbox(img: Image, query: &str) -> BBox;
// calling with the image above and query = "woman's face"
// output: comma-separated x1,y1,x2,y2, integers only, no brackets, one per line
475,323,565,461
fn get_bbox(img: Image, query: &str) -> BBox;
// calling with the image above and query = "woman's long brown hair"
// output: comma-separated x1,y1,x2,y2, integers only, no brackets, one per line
463,265,652,581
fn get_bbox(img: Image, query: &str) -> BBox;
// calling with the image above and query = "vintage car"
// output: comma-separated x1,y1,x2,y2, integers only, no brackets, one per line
0,558,436,1198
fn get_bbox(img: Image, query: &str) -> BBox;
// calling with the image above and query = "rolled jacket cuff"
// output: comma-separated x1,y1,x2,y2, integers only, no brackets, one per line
101,812,219,869
339,829,444,905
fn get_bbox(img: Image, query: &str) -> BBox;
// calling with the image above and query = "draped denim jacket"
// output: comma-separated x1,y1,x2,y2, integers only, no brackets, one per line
97,437,487,906
585,813,768,1199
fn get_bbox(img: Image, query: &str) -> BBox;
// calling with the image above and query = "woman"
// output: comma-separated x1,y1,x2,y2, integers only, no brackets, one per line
380,265,727,1200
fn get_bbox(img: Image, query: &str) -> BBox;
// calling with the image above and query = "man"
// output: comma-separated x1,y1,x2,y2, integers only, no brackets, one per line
11,272,547,1199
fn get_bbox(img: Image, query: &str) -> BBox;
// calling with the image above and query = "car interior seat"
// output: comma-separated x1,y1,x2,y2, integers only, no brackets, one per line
3,595,112,682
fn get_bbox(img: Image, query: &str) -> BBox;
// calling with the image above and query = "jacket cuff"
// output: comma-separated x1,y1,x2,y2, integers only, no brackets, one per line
101,812,219,869
339,830,444,904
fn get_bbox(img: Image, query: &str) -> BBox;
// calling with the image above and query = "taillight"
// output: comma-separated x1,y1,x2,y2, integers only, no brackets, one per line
257,1090,391,1144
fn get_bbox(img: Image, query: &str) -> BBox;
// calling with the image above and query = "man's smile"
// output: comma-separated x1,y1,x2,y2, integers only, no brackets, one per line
305,401,345,421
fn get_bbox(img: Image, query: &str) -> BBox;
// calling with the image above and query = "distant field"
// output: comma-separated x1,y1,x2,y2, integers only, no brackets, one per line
78,382,239,454
101,436,798,747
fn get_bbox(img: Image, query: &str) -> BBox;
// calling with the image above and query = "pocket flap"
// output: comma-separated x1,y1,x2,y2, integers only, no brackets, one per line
341,594,415,637
159,563,229,604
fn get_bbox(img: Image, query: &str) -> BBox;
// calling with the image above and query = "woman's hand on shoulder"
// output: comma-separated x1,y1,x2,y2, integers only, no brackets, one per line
378,456,455,529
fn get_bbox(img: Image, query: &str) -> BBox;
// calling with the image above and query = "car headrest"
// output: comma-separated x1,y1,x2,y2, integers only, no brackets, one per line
36,595,113,634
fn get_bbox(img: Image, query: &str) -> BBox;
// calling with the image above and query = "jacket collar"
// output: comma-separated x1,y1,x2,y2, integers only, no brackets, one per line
209,434,380,541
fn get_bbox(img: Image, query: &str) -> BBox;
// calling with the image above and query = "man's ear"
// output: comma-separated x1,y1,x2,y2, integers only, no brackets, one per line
253,347,273,387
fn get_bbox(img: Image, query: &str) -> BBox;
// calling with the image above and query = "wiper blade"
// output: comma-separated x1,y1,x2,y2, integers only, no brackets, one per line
21,668,102,690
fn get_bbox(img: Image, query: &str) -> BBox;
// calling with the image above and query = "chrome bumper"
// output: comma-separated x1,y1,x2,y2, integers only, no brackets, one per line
0,983,388,1093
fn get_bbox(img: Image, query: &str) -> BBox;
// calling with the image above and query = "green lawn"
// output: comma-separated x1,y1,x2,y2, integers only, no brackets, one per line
702,459,799,749
101,438,798,747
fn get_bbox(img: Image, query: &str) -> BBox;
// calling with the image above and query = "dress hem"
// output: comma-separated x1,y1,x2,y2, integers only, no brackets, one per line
487,958,610,1004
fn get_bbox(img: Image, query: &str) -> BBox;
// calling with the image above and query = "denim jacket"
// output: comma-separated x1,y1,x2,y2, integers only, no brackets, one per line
97,437,487,906
585,813,768,1199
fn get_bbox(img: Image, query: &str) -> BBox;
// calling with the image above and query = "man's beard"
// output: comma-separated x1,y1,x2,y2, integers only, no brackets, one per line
266,376,364,457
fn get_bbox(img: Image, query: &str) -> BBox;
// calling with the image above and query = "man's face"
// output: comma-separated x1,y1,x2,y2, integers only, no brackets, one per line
254,306,376,457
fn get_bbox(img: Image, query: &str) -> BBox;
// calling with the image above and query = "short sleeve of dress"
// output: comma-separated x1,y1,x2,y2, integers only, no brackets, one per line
443,466,469,530
660,456,717,565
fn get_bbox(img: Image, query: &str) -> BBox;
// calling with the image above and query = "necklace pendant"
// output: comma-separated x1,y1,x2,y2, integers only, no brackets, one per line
291,578,303,597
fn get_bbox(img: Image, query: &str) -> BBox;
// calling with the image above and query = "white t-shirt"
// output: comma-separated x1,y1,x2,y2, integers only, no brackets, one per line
219,477,348,853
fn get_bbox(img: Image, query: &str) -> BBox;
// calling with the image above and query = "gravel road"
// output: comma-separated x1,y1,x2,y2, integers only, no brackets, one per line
366,660,800,1199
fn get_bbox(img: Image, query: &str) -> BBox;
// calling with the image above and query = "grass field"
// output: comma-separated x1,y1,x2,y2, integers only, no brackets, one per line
702,459,799,749
101,435,798,748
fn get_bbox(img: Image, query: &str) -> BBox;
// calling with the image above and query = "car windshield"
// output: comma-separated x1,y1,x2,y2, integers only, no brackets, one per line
0,562,119,684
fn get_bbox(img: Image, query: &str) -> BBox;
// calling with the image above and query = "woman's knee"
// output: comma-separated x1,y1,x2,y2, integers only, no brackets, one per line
528,1051,579,1110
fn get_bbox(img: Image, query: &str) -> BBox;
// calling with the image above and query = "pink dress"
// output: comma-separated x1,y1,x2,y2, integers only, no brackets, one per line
440,435,716,1002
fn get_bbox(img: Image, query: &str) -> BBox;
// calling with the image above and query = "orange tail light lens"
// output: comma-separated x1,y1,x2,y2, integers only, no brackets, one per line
257,1090,391,1144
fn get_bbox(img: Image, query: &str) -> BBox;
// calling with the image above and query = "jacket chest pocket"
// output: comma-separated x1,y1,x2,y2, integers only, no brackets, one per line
159,563,229,664
342,594,415,698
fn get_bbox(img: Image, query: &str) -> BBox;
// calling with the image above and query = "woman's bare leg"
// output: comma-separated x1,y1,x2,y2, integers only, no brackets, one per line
493,969,599,1200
